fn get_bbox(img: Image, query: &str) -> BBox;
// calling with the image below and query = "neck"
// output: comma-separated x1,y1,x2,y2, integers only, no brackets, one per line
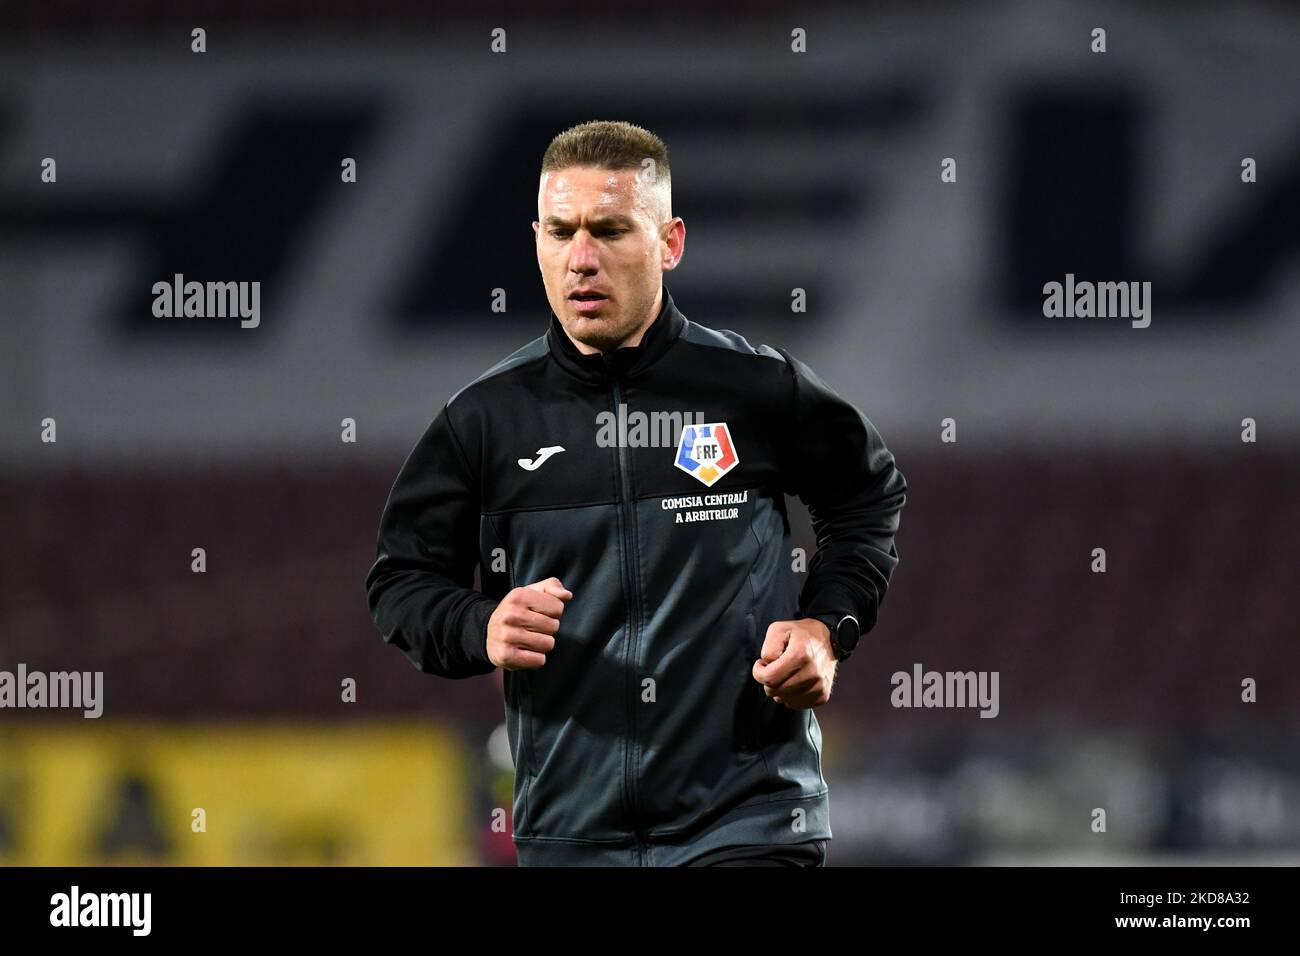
564,286,663,355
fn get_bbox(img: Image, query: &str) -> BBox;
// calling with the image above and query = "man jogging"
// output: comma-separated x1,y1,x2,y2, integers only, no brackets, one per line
366,120,906,866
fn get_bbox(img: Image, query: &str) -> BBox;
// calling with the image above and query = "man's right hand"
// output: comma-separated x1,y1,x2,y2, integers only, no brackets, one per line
487,577,573,670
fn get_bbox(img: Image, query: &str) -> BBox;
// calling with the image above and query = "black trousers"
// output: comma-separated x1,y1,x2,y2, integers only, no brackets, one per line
684,839,827,867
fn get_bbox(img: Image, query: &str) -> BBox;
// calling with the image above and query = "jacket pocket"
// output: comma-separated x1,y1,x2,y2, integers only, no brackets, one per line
740,610,803,759
504,671,534,836
735,611,767,754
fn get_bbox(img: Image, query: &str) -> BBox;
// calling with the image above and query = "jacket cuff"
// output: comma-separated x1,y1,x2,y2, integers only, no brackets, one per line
461,596,499,669
801,583,878,634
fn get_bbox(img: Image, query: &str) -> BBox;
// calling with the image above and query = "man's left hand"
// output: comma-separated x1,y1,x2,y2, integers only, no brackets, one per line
752,618,837,709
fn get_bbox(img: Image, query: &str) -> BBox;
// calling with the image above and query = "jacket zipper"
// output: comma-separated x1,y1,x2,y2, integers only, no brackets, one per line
607,366,647,863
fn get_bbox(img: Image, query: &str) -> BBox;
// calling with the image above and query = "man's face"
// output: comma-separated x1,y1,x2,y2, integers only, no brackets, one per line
534,165,684,353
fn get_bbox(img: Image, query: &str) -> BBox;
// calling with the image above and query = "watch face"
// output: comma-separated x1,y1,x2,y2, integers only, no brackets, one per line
836,616,860,653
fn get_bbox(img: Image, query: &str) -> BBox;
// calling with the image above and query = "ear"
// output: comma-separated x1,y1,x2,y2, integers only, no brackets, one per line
662,217,685,271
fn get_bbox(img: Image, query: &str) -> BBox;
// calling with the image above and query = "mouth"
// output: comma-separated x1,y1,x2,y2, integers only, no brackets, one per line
568,289,610,314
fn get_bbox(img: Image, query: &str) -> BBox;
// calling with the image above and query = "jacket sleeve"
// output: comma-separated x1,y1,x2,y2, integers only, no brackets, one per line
774,347,907,636
365,401,499,678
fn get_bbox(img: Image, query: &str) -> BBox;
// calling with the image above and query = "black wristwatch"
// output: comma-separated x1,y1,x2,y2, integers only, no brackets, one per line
811,613,860,662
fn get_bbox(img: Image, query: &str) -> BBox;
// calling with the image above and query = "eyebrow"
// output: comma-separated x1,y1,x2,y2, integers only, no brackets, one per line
542,215,635,229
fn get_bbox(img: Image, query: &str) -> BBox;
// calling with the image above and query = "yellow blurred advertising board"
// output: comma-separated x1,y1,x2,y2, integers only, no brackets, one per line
0,721,472,866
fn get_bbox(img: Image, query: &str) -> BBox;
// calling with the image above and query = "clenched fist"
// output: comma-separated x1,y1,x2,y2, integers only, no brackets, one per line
751,618,837,709
487,576,573,670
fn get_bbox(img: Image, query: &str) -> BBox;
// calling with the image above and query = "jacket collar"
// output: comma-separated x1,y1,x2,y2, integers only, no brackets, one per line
546,285,686,384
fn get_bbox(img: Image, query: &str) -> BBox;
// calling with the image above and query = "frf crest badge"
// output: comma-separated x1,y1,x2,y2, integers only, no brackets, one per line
674,422,739,487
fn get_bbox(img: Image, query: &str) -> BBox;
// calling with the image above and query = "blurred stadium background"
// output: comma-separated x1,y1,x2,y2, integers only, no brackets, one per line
2,0,1297,865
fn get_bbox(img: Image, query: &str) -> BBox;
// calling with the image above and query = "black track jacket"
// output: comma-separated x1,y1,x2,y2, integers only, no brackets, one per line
365,286,907,865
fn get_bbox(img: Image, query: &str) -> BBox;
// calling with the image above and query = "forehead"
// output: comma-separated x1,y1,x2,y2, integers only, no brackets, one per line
538,165,646,213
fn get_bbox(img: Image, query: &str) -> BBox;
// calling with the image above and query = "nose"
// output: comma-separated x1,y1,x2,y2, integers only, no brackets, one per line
568,230,599,275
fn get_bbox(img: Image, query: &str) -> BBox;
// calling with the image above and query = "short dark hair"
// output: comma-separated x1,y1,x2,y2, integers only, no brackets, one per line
541,120,671,186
